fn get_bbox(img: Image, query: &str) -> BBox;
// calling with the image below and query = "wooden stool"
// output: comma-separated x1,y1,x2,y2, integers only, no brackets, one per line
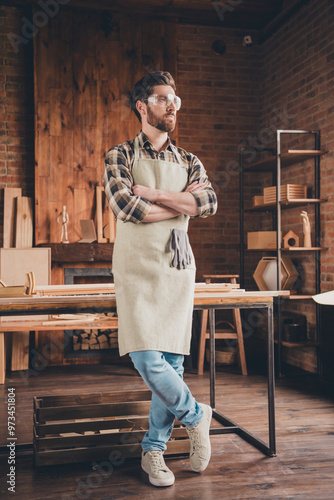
197,275,247,376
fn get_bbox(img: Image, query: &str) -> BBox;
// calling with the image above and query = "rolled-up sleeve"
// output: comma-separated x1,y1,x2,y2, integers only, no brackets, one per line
187,155,218,218
103,147,152,224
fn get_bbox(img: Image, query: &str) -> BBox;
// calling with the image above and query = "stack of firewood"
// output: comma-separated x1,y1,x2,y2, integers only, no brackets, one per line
72,329,118,351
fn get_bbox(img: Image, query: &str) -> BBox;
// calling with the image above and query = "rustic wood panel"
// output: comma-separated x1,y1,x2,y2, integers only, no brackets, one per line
34,8,177,244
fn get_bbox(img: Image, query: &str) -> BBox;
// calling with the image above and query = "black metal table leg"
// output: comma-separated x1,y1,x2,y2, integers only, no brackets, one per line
207,303,276,458
267,302,277,456
209,308,216,409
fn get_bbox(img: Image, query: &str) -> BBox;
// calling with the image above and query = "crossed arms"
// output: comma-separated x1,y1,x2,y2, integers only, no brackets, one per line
132,182,206,222
103,145,217,224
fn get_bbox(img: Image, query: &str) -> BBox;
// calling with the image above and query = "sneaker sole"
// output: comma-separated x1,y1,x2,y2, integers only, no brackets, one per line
141,462,175,487
149,476,175,487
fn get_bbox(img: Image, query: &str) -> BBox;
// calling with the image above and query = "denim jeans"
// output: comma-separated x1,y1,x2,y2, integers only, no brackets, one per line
129,350,204,452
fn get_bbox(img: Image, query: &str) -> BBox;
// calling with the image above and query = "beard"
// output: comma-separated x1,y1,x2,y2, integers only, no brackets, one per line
147,105,176,133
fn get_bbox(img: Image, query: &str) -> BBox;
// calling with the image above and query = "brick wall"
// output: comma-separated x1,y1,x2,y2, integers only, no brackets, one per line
258,0,334,372
177,25,262,279
0,8,268,283
1,2,333,372
0,6,35,244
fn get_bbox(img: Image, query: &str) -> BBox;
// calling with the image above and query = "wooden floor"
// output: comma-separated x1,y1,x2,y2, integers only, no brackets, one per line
0,362,333,499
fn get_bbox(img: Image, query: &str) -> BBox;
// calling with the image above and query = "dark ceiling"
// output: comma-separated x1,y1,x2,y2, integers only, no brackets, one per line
7,0,311,41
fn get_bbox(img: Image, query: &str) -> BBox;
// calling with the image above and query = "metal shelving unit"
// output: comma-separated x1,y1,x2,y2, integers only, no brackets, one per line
239,129,326,376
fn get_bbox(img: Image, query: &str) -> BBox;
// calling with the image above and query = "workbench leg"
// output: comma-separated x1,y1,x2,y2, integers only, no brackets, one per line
267,304,276,456
0,332,5,385
233,308,248,375
198,309,209,375
209,308,216,409
11,331,29,371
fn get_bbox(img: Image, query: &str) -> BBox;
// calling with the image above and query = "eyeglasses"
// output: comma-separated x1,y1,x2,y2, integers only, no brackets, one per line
146,94,181,111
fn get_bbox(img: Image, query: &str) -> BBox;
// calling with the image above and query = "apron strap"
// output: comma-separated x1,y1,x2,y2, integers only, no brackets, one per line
133,137,140,161
131,137,140,174
134,135,185,167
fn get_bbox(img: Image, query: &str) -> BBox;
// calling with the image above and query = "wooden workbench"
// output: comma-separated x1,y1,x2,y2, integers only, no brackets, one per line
0,287,288,458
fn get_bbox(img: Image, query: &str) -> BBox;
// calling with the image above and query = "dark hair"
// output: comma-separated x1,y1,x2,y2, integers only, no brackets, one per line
129,71,176,122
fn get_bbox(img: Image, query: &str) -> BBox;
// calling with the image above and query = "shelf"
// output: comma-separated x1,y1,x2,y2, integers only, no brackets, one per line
38,243,114,263
250,291,314,299
246,248,326,252
250,292,313,299
246,198,326,211
244,150,326,172
274,339,320,348
240,130,324,377
286,294,313,300
282,247,326,251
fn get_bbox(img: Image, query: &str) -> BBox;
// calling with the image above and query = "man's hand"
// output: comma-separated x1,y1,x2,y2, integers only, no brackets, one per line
133,181,205,201
133,181,205,217
132,185,159,202
185,181,206,193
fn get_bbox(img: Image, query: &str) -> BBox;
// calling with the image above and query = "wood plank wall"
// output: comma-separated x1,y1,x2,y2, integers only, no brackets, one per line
34,8,177,244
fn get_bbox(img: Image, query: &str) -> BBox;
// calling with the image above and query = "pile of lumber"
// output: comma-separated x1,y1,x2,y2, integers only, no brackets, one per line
73,328,118,351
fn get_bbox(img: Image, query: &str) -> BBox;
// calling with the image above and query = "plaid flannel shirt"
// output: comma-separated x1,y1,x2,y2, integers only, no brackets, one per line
103,130,217,224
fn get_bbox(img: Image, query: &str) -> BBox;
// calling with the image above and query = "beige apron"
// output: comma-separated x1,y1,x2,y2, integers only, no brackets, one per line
112,138,196,356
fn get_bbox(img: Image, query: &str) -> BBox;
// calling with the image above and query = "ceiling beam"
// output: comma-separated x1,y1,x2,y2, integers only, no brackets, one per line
4,0,283,30
258,0,312,44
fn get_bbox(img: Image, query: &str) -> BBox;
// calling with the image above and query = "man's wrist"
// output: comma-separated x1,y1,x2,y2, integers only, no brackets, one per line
156,189,168,205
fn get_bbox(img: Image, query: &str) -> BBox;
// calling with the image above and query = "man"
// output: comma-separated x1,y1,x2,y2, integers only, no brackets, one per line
103,71,217,487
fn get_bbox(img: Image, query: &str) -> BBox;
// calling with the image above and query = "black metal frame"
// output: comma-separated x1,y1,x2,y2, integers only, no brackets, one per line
239,130,322,378
276,130,321,376
194,301,276,458
0,294,276,458
239,146,276,289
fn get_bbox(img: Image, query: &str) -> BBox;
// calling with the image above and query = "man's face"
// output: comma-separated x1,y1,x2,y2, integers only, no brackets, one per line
146,85,177,133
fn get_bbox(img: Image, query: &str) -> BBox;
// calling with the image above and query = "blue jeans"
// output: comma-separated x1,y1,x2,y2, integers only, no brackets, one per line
129,350,204,452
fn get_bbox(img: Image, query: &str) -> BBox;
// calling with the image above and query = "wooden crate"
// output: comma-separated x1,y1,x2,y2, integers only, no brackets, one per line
252,195,264,207
263,184,307,204
247,231,279,250
33,389,190,467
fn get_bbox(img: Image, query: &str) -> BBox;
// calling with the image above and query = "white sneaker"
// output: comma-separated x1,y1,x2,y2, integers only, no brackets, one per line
186,403,212,472
141,450,175,487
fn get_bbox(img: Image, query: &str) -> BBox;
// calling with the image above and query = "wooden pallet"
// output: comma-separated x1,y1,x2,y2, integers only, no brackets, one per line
33,389,190,467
